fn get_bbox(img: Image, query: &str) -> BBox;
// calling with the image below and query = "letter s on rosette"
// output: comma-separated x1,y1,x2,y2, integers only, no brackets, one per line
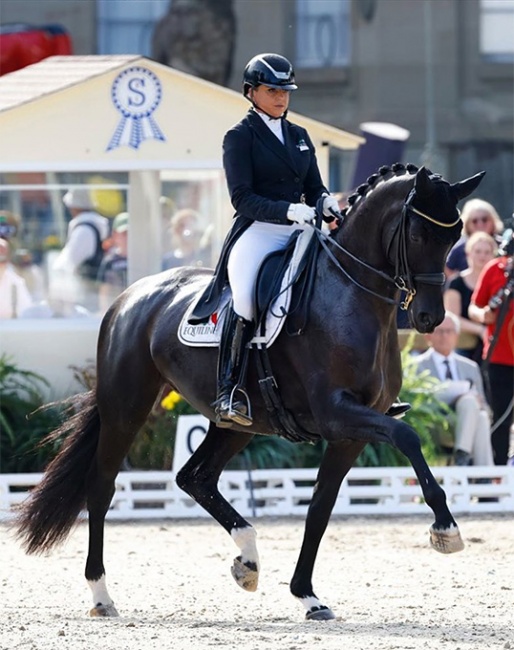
107,66,166,151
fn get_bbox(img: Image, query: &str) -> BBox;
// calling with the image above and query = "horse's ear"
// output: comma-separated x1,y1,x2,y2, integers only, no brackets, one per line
451,171,486,200
414,166,434,197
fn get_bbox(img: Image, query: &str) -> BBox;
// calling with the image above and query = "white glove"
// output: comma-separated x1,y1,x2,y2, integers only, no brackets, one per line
287,203,316,225
322,194,340,218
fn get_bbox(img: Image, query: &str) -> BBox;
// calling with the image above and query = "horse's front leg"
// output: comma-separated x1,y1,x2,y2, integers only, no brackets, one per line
175,422,260,591
328,395,464,554
384,412,465,554
290,439,366,620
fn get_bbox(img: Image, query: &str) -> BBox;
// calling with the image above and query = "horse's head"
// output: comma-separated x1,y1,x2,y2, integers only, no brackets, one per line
394,166,485,332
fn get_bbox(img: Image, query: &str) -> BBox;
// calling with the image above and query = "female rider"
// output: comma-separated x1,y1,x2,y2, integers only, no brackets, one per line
190,53,339,427
191,53,410,427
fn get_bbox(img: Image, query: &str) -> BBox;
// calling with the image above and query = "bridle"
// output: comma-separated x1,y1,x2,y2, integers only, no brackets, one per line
314,189,461,310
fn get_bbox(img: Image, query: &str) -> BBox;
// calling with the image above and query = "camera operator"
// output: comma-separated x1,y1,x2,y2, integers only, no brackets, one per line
469,225,513,465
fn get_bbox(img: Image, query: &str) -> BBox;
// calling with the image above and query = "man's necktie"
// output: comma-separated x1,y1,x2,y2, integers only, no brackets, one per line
443,359,453,380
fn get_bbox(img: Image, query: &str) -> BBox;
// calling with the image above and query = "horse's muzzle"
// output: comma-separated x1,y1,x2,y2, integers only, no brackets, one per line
409,308,444,334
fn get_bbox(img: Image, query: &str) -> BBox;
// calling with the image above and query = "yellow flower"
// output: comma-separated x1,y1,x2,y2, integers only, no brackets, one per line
161,390,182,411
43,235,62,250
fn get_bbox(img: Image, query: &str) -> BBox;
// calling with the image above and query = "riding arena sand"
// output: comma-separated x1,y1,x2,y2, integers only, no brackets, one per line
2,514,513,650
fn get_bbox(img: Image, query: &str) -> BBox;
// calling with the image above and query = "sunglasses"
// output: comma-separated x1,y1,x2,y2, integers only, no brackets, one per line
470,216,490,224
0,224,17,238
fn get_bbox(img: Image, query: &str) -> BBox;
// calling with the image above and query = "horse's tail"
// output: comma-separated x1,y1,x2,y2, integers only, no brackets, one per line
16,390,100,555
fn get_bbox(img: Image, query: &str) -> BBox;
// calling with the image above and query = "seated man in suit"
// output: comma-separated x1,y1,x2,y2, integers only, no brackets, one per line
413,311,494,466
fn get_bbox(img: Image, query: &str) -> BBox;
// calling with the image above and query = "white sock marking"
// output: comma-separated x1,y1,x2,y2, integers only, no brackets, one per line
231,526,259,568
88,575,113,606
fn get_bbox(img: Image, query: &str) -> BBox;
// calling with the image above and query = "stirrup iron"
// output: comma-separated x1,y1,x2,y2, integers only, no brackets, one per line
224,385,253,427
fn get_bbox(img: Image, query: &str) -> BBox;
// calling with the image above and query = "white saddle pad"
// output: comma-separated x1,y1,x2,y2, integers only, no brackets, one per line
178,226,315,348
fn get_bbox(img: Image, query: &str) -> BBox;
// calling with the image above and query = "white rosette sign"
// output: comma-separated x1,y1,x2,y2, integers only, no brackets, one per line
107,66,166,151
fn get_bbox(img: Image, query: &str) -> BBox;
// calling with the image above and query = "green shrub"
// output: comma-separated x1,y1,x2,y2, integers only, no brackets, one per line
0,356,63,473
127,390,197,470
355,337,455,467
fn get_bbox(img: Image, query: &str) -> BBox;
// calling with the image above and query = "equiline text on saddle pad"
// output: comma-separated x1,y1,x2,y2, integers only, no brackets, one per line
178,225,316,348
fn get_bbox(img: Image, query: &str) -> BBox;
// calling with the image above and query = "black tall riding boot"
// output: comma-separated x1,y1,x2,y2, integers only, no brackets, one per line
214,308,254,427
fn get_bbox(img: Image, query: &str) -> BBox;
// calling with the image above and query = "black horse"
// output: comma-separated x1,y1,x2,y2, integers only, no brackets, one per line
17,164,484,621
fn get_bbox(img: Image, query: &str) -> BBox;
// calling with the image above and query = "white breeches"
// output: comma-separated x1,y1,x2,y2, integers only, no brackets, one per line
227,220,306,321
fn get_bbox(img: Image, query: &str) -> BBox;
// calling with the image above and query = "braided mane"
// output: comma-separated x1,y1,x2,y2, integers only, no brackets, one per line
340,163,421,219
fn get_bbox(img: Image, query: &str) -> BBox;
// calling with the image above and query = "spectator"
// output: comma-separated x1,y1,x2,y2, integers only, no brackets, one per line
469,231,513,465
0,237,33,318
444,231,497,363
0,210,20,250
52,187,109,313
11,248,46,302
445,198,503,278
98,212,129,312
162,208,210,269
413,311,494,466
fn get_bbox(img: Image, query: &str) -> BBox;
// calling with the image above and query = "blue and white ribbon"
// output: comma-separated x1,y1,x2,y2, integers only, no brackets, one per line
107,66,166,151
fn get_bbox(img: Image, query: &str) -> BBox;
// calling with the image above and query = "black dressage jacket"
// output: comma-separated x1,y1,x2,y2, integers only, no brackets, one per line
188,108,328,324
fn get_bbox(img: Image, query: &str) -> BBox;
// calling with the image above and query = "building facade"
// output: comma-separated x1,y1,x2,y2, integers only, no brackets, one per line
2,0,511,215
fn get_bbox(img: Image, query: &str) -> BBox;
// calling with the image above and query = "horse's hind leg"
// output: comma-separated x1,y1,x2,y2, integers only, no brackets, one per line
85,368,163,617
290,439,366,620
176,422,259,591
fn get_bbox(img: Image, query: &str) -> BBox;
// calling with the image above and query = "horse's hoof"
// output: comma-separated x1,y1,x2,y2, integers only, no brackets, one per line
89,603,119,617
230,556,259,591
429,524,465,554
306,606,336,621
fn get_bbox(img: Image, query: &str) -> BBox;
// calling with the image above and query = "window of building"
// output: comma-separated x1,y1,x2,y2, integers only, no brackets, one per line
97,0,169,56
295,0,351,68
480,0,514,63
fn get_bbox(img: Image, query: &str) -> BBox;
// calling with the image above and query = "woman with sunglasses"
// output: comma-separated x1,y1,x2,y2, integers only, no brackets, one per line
444,231,497,363
445,198,504,279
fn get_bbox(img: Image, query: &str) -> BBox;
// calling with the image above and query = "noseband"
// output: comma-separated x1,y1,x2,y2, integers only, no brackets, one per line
315,188,460,309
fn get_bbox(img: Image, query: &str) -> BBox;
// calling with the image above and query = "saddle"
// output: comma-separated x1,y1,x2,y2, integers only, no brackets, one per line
178,224,321,443
178,225,318,348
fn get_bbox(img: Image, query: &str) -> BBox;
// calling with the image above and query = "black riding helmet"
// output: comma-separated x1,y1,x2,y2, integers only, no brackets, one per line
243,53,298,98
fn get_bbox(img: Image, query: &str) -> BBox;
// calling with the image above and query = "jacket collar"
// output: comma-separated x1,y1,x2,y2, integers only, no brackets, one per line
246,109,299,175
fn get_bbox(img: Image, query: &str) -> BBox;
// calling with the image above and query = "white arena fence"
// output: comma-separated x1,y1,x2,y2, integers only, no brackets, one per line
1,465,513,521
2,417,513,520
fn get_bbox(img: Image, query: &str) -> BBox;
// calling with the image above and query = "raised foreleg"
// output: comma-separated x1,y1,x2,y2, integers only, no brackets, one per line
323,395,464,554
290,439,366,620
175,423,259,590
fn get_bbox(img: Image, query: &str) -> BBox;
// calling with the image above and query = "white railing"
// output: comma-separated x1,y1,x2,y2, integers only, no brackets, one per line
2,465,513,521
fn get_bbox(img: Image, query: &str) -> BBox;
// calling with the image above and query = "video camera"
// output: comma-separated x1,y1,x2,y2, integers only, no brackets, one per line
498,215,514,257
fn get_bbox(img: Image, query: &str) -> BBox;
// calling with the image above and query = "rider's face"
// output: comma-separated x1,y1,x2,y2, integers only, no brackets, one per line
251,85,290,118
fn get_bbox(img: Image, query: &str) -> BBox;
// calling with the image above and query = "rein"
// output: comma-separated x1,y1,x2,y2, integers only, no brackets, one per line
313,189,454,310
